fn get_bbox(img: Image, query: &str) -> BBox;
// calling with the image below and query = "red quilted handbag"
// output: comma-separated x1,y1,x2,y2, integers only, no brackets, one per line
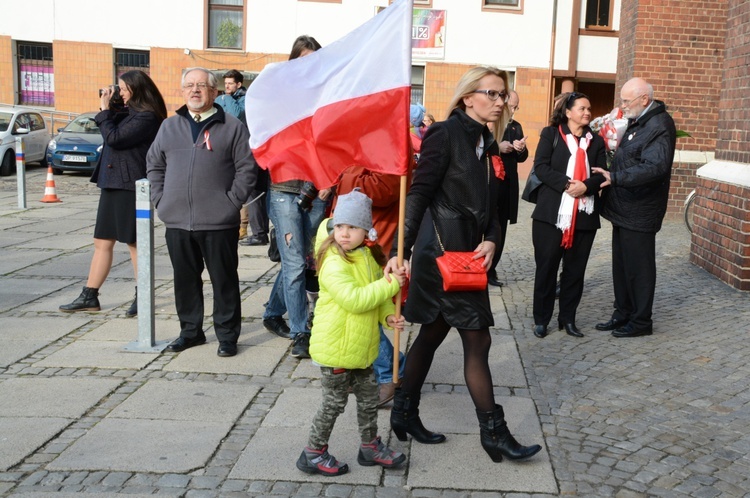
435,251,487,292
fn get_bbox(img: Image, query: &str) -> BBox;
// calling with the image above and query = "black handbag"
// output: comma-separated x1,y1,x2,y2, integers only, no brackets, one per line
521,131,558,204
267,227,280,262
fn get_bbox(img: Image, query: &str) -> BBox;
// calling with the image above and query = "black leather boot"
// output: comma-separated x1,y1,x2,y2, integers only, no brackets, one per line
390,389,446,444
126,287,137,317
59,286,101,312
476,404,542,462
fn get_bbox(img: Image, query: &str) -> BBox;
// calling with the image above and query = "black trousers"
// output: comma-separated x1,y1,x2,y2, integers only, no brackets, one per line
532,220,596,326
611,225,656,329
490,180,511,271
165,228,241,343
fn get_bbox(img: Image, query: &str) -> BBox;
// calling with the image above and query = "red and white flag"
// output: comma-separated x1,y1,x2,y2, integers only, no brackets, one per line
246,0,413,188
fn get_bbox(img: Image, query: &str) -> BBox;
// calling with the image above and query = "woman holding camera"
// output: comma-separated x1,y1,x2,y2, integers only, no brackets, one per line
60,70,166,315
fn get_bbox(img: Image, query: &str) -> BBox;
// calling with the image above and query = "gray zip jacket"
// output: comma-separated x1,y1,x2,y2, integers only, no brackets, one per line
146,105,257,231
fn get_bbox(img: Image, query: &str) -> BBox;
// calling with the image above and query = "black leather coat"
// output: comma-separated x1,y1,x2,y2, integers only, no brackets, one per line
396,108,501,330
601,100,676,233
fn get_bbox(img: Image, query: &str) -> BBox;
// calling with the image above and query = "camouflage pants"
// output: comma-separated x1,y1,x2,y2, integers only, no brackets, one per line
308,366,379,449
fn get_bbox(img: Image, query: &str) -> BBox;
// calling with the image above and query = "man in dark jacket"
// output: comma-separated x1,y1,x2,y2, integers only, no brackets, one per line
147,67,258,357
488,90,527,287
592,77,676,338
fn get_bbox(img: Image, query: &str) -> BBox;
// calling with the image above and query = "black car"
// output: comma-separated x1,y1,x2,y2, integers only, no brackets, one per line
46,112,102,174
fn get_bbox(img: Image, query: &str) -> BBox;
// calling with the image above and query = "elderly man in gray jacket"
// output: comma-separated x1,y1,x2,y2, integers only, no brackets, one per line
147,67,258,357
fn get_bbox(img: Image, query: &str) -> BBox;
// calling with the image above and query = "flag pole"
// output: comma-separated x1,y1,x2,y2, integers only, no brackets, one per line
393,174,408,383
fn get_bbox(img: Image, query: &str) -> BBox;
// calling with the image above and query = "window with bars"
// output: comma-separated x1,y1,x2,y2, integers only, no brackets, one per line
115,49,150,79
411,65,424,105
208,0,244,50
17,42,54,106
585,0,613,29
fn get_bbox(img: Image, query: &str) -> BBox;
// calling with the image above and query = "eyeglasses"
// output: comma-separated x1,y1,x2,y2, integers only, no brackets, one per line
474,89,508,102
183,82,211,91
620,93,646,107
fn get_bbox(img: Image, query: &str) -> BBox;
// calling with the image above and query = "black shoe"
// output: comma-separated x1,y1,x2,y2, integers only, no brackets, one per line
239,234,269,246
59,286,101,312
487,270,503,287
533,324,547,338
612,323,653,338
291,334,311,358
217,341,238,357
165,336,207,353
558,320,584,337
263,316,290,339
595,317,629,331
125,287,137,318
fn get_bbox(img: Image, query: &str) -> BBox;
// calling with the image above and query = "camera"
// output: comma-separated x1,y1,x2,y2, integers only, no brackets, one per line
295,181,319,211
99,85,124,110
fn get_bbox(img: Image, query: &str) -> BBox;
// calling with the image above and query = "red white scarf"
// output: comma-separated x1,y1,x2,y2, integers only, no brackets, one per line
556,125,594,249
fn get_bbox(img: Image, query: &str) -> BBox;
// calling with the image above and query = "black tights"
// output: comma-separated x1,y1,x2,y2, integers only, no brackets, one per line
400,313,496,412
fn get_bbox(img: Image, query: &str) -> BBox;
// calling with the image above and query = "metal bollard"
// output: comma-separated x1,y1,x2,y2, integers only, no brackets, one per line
124,179,169,352
15,136,26,209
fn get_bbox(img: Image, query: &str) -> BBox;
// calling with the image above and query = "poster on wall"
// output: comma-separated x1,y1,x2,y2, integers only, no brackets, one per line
411,9,446,60
376,6,447,60
20,65,55,106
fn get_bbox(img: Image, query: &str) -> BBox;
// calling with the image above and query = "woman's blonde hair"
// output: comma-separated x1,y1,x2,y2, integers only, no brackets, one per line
445,66,510,144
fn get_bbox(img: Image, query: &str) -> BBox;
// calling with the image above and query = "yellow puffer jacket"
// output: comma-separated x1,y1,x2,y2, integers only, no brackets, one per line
309,219,400,369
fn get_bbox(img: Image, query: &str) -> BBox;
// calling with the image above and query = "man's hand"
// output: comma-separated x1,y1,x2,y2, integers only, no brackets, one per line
592,167,611,188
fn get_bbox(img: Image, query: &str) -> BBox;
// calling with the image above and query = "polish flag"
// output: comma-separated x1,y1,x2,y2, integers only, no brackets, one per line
246,0,413,188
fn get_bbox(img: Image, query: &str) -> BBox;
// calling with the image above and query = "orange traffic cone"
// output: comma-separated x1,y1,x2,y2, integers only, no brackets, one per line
40,166,62,203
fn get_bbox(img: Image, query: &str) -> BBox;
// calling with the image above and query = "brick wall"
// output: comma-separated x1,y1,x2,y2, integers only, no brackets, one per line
514,67,552,179
0,36,13,104
422,62,473,122
53,41,112,113
616,0,727,152
689,175,750,291
715,0,750,164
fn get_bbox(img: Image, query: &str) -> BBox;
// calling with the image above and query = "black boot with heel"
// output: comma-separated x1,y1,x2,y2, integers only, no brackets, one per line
390,389,446,444
476,404,542,462
126,287,137,317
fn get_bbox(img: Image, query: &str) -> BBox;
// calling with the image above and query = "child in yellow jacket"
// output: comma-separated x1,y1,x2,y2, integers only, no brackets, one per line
296,189,407,476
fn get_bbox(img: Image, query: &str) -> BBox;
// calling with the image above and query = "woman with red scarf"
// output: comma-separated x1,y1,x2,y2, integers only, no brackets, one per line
530,92,607,339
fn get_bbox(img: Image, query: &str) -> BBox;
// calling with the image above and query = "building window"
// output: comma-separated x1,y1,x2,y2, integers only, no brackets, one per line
483,0,522,10
17,42,54,107
208,0,244,50
585,0,612,29
115,49,150,80
411,65,424,105
414,0,433,5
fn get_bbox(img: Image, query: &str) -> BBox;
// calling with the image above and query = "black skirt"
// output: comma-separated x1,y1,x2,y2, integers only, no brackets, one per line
94,188,136,243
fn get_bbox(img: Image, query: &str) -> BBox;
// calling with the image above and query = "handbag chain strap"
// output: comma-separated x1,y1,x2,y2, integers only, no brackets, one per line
433,154,490,253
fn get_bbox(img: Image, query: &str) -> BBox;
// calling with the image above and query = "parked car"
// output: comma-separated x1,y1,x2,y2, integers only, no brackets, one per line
46,112,103,175
0,106,50,176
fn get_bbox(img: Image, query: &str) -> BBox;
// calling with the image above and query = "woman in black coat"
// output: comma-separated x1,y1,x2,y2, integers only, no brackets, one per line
60,70,166,315
385,67,541,464
531,92,607,338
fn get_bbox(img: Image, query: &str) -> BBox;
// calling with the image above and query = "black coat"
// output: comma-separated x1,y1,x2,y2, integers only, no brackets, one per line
601,100,676,233
396,108,501,330
531,123,607,230
498,119,528,224
91,108,162,191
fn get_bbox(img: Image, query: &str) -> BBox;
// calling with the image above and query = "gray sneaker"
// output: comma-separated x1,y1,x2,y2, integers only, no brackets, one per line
357,436,406,468
291,333,310,358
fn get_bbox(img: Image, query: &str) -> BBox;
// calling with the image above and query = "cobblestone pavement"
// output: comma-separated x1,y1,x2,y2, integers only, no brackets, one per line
1,169,749,497
501,201,750,497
